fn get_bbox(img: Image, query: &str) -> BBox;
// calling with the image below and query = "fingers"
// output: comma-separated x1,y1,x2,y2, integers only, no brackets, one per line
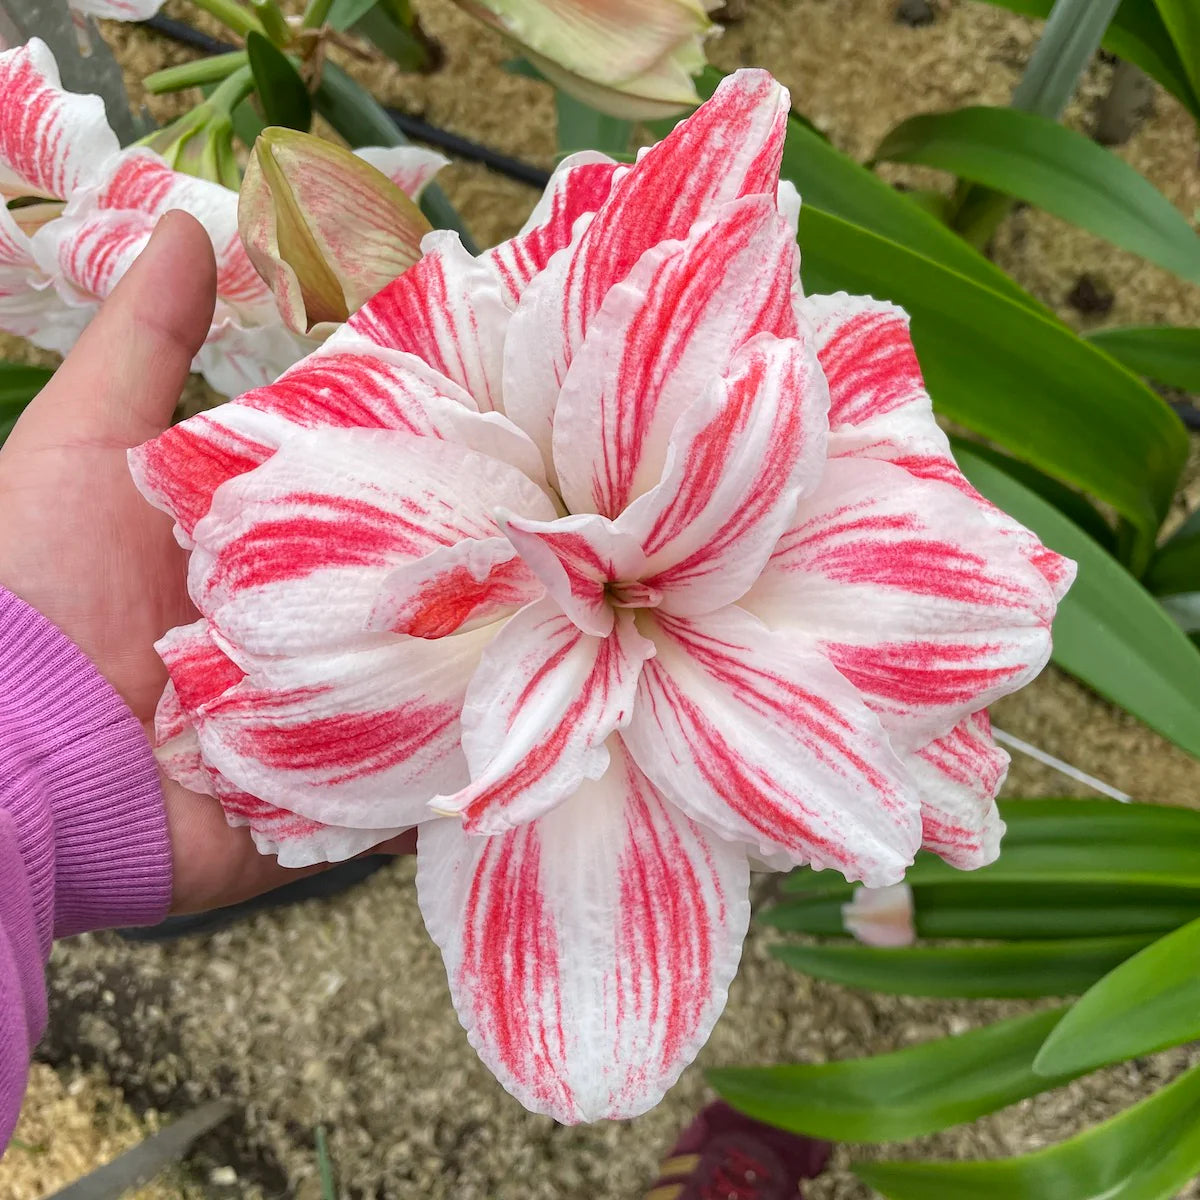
16,210,216,451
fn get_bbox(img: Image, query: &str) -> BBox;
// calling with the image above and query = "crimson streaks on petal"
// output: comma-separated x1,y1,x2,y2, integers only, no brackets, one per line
417,745,749,1123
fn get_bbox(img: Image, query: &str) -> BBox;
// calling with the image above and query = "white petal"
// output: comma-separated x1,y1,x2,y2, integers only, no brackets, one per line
353,145,449,199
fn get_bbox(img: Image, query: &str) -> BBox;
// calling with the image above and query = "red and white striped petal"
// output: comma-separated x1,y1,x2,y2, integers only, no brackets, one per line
193,317,312,399
0,204,79,347
193,624,494,827
352,145,449,199
745,457,1059,752
907,710,1007,869
546,196,799,517
433,599,654,834
806,291,1076,605
500,71,790,471
187,429,554,655
0,39,118,202
153,682,217,798
156,618,247,718
69,0,165,19
484,152,623,306
368,537,544,638
417,743,750,1122
348,231,510,413
35,205,154,306
617,333,827,616
500,511,646,637
623,606,920,883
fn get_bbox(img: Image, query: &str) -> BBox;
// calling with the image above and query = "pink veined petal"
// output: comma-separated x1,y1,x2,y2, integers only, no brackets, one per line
193,316,312,399
842,883,916,948
623,605,920,884
368,537,545,638
0,205,76,346
908,709,1008,870
544,195,799,517
352,145,449,199
432,598,654,834
500,511,646,637
417,742,750,1122
744,457,1060,752
500,71,790,471
152,682,218,798
348,231,510,414
617,332,828,616
156,618,247,718
0,39,118,202
129,344,548,541
484,152,623,306
805,291,1076,605
69,0,165,18
186,428,555,656
36,205,154,306
192,623,495,828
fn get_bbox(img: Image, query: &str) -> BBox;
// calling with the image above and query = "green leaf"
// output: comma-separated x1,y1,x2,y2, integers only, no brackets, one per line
555,89,632,157
1034,915,1200,1076
678,69,1048,313
975,0,1200,121
1145,507,1200,597
765,882,1200,940
798,210,1186,551
245,32,312,132
956,448,1200,754
857,1058,1200,1200
1153,0,1200,107
708,1006,1078,1142
784,799,1200,892
0,362,54,412
1085,325,1200,392
951,437,1115,549
876,106,1200,287
313,63,476,252
328,0,377,29
772,935,1154,998
350,3,436,72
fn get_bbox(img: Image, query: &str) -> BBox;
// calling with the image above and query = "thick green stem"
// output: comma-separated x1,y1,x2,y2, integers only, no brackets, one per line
143,51,249,94
188,0,266,40
250,0,291,46
301,0,334,28
313,62,477,252
207,63,256,114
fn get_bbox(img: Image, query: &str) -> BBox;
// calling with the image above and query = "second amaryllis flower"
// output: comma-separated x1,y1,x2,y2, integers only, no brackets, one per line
130,70,1074,1124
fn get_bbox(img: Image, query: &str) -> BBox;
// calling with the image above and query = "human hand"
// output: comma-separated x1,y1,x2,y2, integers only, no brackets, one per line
0,212,412,914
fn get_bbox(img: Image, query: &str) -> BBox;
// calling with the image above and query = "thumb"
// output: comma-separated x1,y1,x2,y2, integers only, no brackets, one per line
16,209,217,450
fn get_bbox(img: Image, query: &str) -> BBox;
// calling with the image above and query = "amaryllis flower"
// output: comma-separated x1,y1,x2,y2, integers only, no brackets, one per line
0,38,442,395
130,70,1073,1122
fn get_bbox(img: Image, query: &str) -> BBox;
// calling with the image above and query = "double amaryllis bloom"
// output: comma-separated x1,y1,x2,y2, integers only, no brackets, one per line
131,70,1073,1122
0,39,442,396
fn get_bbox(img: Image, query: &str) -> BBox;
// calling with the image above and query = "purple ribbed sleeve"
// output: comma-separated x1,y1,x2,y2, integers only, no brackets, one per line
0,586,172,1148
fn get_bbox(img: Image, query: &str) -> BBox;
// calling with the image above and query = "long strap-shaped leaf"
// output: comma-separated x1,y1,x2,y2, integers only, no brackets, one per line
1152,0,1200,106
708,1007,1077,1142
1086,325,1200,392
797,210,1186,556
955,448,1200,757
1034,915,1200,1076
976,0,1200,121
856,1058,1200,1200
875,106,1200,287
772,935,1154,999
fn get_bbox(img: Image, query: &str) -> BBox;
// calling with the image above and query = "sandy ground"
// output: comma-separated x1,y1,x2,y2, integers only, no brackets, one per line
3,0,1200,1196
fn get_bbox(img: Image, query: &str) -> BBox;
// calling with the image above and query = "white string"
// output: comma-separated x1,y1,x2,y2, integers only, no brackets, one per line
992,727,1132,803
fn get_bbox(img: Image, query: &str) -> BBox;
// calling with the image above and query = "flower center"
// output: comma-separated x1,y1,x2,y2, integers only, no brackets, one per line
607,580,662,610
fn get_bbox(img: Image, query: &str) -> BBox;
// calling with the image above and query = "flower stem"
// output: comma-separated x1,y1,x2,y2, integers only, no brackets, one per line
206,64,256,115
188,0,266,40
143,51,249,94
250,0,292,46
301,0,334,28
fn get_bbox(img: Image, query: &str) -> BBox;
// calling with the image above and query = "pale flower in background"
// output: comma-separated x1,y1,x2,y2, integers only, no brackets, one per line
843,883,916,948
0,38,444,395
131,70,1074,1123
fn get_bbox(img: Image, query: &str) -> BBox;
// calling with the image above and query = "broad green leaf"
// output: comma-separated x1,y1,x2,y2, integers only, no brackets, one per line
1085,326,1200,392
765,882,1200,940
1153,0,1200,106
857,1059,1200,1200
313,63,476,252
975,0,1200,120
1145,507,1200,597
797,211,1186,549
955,448,1200,756
683,69,1046,312
876,107,1200,287
328,0,377,29
0,362,53,412
785,800,1200,892
951,437,1114,550
351,3,436,72
1035,915,1200,1076
556,90,632,157
773,935,1154,998
245,33,312,133
709,1007,1077,1142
